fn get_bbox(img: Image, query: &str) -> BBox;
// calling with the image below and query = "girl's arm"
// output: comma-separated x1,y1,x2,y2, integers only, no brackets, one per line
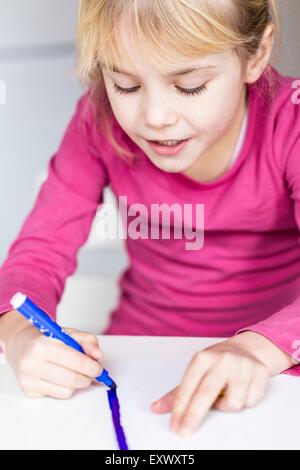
234,102,300,377
0,92,109,323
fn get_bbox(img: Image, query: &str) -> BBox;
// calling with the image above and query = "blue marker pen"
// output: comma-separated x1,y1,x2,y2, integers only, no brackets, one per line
10,292,117,390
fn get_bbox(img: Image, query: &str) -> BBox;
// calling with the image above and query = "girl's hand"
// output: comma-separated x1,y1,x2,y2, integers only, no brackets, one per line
5,322,103,400
151,334,275,437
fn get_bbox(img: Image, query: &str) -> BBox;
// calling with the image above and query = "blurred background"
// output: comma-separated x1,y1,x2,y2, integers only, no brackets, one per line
0,0,299,333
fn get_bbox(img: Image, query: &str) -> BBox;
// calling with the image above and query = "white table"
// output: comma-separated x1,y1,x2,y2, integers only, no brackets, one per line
0,336,299,450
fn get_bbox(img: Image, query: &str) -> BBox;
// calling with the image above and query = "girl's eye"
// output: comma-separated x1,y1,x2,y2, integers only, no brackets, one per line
178,84,207,96
113,84,140,95
113,83,208,97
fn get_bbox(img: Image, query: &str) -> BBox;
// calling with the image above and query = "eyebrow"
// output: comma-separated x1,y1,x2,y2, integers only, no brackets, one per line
108,64,216,77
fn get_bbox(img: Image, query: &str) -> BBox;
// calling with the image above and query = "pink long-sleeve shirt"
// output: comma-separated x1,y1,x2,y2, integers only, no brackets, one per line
1,66,300,376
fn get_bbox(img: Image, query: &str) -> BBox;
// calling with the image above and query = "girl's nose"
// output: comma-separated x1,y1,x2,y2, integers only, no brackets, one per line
143,96,178,129
144,109,178,129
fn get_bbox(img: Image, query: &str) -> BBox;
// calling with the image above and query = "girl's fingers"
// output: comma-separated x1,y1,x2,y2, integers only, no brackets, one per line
23,390,46,399
170,354,213,432
212,377,251,412
175,368,227,436
64,328,103,361
151,380,225,416
22,378,76,400
151,386,179,414
245,376,268,408
37,362,93,390
46,340,103,379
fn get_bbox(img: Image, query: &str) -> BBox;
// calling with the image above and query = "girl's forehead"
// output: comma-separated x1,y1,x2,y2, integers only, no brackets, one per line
105,8,237,77
102,44,232,79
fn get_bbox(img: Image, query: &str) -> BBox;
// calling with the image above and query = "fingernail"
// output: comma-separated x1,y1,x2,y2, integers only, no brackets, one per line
178,426,192,437
170,421,179,432
93,348,102,358
152,400,162,409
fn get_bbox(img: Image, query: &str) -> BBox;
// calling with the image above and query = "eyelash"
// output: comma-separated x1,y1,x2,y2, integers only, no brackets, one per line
112,83,208,97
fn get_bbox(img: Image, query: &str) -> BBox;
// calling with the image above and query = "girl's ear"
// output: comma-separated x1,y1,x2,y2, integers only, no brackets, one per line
245,23,276,85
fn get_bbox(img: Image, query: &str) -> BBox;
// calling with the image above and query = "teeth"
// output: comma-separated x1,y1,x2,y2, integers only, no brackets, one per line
156,140,183,146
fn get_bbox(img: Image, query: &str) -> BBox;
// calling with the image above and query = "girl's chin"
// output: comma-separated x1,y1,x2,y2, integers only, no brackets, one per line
149,157,194,173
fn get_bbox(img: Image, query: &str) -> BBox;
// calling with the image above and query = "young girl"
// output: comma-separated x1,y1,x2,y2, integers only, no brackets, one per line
0,0,300,437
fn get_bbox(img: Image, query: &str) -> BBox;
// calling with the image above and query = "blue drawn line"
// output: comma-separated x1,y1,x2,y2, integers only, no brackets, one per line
107,388,129,450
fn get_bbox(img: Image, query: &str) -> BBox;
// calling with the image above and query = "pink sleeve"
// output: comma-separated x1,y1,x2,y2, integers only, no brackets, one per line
0,92,109,321
235,103,300,377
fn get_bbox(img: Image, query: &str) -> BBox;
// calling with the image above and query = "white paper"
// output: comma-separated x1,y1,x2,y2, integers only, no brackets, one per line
0,356,299,450
107,357,300,450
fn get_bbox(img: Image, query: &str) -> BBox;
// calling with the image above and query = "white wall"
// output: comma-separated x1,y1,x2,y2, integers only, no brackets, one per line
276,0,300,75
0,0,77,47
0,1,127,332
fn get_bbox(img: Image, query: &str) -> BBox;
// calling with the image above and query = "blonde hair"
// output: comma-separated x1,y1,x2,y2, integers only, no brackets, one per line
76,0,281,164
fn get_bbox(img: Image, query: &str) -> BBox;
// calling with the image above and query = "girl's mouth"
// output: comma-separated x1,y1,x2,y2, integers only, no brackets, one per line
146,139,190,156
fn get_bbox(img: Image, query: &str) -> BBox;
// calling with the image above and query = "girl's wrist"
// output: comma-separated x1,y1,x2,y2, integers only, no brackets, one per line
0,310,30,353
228,331,296,376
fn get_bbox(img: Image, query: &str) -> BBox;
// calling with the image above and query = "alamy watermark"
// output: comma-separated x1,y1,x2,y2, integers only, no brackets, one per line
0,80,6,105
291,340,300,365
291,80,300,105
94,196,205,250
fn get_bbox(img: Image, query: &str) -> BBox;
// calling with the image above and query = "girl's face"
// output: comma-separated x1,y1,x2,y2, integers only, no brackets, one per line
102,17,248,175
